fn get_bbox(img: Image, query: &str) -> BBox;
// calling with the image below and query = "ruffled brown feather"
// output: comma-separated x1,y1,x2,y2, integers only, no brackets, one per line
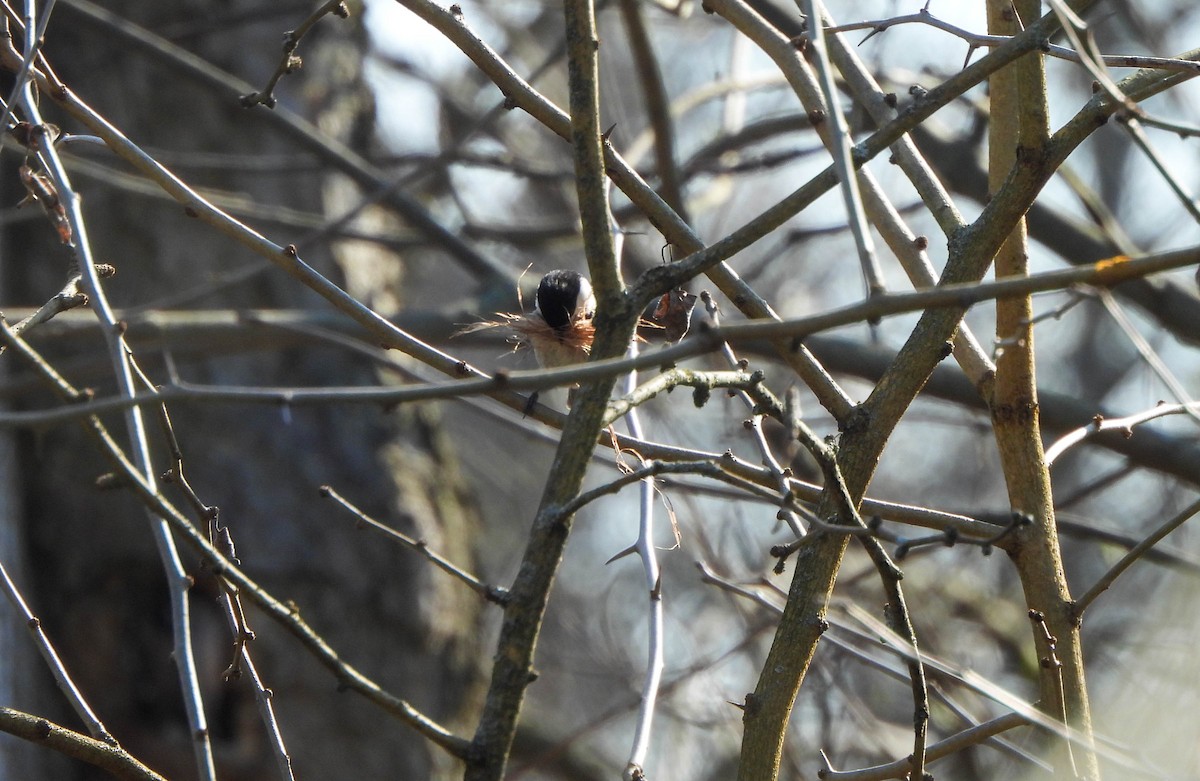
455,312,595,358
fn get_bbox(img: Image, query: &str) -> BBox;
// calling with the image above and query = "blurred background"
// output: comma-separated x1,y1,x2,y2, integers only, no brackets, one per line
1,0,1198,778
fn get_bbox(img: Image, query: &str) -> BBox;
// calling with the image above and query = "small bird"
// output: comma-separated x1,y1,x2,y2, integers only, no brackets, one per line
526,269,596,409
528,269,596,370
454,269,597,409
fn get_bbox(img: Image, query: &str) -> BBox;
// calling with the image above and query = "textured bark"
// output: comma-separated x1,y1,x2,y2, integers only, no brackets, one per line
986,2,1097,777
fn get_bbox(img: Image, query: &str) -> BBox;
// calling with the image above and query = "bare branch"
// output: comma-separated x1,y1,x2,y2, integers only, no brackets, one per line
1074,497,1200,618
0,559,112,743
321,485,509,605
1045,400,1200,466
0,319,472,760
57,0,516,289
823,7,1200,75
0,709,166,781
240,0,350,109
816,713,1029,781
798,0,885,299
15,51,218,780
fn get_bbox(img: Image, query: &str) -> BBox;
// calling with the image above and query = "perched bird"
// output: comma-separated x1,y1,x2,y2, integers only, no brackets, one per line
455,269,597,408
528,269,596,370
458,269,694,408
525,269,596,408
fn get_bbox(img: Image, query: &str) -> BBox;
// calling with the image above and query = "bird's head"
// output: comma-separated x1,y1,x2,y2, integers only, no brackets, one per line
535,269,595,332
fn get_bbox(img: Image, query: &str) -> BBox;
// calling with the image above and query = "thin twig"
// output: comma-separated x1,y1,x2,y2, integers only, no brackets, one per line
555,459,781,520
1058,514,1200,577
1027,608,1076,777
320,485,509,605
815,713,1030,781
1044,400,1200,466
602,367,763,427
823,7,1200,75
617,0,688,223
0,0,58,134
1121,114,1200,226
891,511,1030,559
616,339,666,781
131,363,296,781
6,270,94,339
1136,112,1200,138
0,558,113,743
1073,496,1200,618
622,72,787,168
798,0,884,299
1095,288,1200,428
16,67,218,781
240,0,350,108
699,291,806,539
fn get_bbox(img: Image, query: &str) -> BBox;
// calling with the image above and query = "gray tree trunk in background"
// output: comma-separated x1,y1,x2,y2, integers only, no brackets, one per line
0,319,40,779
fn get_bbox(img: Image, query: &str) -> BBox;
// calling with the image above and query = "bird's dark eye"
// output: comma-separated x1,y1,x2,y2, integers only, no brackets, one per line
537,270,583,332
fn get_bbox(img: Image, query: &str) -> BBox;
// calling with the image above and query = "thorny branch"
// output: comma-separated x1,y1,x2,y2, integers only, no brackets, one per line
0,319,472,760
822,7,1200,74
128,357,296,781
6,16,219,776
